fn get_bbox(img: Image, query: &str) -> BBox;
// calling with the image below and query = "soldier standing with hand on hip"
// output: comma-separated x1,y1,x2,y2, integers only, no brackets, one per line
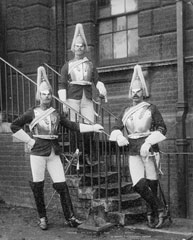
10,66,104,230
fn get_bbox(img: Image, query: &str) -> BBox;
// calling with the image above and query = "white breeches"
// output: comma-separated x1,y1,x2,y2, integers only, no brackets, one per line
30,149,65,183
67,91,94,123
129,154,160,186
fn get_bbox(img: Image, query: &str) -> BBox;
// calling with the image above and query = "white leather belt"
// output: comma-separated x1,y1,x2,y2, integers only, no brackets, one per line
128,132,151,139
70,81,92,85
33,135,58,140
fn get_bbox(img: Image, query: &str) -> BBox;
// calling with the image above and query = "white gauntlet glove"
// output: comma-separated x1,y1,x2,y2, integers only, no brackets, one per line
116,135,129,147
58,89,68,113
96,81,107,102
28,138,36,148
13,129,35,148
80,123,104,133
93,124,104,132
140,142,151,157
140,131,166,157
109,129,129,146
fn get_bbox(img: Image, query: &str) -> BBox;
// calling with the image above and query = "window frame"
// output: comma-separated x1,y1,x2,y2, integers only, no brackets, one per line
97,2,139,67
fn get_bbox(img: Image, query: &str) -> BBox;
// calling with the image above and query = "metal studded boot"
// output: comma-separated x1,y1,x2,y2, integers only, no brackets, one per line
29,181,48,230
53,182,82,227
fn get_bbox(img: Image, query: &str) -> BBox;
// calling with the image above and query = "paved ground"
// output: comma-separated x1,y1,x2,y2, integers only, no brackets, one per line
0,202,193,240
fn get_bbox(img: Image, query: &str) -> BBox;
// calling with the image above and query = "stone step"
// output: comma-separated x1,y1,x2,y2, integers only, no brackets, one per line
94,192,143,212
94,181,133,197
79,171,118,186
69,160,107,175
107,205,147,226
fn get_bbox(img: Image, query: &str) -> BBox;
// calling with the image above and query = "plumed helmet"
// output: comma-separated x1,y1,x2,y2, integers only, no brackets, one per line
36,66,52,101
128,64,149,99
71,23,88,52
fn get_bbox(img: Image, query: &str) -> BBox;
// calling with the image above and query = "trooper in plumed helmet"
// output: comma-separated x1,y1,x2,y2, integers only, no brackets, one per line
109,64,168,229
58,23,107,123
10,66,104,230
58,23,107,163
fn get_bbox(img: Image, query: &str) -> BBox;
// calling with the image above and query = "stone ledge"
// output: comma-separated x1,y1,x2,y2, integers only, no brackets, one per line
0,122,11,133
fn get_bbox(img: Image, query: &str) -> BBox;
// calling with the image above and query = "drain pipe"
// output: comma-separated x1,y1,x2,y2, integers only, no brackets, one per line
176,0,188,218
55,0,65,66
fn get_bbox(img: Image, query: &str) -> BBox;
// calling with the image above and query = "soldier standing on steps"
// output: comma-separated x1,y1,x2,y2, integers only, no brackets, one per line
58,23,107,162
10,66,104,231
58,23,107,123
109,64,167,229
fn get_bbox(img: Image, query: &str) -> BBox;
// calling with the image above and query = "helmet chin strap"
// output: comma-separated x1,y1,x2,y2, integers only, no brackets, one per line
40,100,52,110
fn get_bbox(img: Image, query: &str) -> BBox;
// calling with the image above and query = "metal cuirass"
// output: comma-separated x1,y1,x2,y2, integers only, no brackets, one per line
69,61,93,83
32,108,60,136
125,106,152,135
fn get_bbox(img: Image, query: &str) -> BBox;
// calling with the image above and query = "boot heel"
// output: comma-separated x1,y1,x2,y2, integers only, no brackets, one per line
155,211,164,229
147,214,156,228
38,217,48,230
68,216,82,228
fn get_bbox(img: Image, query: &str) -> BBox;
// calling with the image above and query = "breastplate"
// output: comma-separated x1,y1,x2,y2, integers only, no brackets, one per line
125,107,152,134
32,108,59,135
69,61,93,83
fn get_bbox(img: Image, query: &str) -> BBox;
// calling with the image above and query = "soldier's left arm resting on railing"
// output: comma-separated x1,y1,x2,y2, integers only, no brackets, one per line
109,108,129,146
60,115,104,133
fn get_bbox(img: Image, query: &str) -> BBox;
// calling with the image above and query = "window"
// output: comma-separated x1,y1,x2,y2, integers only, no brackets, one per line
98,0,138,65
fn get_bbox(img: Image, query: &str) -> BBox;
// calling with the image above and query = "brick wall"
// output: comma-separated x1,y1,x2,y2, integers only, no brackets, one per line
6,0,55,73
0,133,32,207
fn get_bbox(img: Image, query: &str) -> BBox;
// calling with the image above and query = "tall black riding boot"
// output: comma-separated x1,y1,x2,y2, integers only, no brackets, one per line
147,179,167,229
134,178,164,228
53,182,82,227
82,132,93,165
147,179,158,195
146,179,159,227
29,181,48,230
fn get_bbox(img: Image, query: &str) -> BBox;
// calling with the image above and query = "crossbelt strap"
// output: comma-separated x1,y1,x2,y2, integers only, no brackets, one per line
68,57,89,74
122,102,150,126
29,107,55,131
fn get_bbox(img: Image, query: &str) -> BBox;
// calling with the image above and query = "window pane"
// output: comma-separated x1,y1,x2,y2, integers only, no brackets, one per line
128,29,138,56
126,0,138,12
114,16,126,31
99,34,113,60
99,20,112,34
111,0,124,15
127,14,138,29
114,31,127,58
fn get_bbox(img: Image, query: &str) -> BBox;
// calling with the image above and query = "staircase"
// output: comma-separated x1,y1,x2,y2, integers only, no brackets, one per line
66,143,146,225
0,57,147,226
